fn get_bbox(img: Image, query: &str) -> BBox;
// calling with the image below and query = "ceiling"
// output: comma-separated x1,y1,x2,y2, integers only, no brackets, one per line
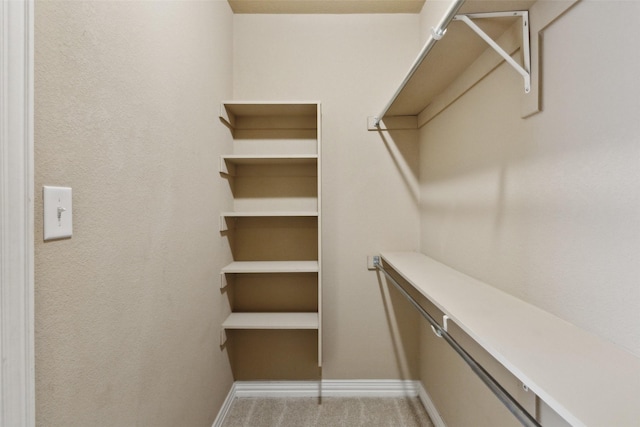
227,0,427,14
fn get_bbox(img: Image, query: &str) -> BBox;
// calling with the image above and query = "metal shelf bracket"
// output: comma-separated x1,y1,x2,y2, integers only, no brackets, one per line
453,11,531,93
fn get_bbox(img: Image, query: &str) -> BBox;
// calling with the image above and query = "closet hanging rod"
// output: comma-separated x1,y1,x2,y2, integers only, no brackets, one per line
374,259,541,427
373,0,465,128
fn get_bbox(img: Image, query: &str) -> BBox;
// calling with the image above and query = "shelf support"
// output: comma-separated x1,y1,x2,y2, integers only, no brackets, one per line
453,11,531,93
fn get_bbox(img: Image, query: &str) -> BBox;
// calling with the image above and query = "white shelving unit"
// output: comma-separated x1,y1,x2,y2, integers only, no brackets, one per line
381,252,640,427
219,101,322,367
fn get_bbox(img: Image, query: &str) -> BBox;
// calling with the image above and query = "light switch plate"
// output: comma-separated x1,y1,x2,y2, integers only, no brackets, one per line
43,186,72,241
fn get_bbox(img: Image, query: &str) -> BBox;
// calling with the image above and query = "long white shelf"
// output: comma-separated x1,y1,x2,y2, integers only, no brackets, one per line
381,251,640,427
374,0,536,127
221,261,319,274
222,312,319,330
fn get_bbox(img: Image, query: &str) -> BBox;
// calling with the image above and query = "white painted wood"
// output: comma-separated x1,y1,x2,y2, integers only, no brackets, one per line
0,0,35,425
227,0,425,14
376,0,579,128
381,252,640,427
211,382,237,427
220,101,319,130
221,260,319,274
381,2,533,119
315,103,322,367
220,211,318,232
221,154,318,164
222,312,319,330
417,20,522,127
417,382,446,427
220,211,318,231
219,101,322,367
221,211,318,217
219,154,317,175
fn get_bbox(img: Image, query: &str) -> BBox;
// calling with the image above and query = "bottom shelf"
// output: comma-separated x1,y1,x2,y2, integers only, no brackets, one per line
222,312,319,330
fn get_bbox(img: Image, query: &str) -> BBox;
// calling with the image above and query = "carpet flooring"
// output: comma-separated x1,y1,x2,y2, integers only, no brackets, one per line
221,396,434,427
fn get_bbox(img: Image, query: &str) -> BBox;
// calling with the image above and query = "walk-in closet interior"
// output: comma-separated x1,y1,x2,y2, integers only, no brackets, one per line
34,0,639,426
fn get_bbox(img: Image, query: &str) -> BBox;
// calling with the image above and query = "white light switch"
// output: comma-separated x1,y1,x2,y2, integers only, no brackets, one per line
43,186,72,241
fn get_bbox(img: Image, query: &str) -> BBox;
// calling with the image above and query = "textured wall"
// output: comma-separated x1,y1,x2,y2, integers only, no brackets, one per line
418,1,640,425
34,1,234,425
232,14,423,380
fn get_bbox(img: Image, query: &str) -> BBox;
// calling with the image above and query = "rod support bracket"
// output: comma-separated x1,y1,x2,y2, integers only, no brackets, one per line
431,26,447,40
430,314,450,338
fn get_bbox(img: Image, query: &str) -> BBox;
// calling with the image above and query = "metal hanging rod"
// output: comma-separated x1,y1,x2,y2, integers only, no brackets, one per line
374,258,541,427
373,7,531,128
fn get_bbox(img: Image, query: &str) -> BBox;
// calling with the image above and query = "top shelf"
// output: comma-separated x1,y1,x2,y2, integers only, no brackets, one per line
381,251,640,427
220,101,320,131
376,0,535,123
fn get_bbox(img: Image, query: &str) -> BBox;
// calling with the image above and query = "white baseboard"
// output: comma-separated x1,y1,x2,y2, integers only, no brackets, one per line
417,382,446,427
212,382,238,427
212,379,441,427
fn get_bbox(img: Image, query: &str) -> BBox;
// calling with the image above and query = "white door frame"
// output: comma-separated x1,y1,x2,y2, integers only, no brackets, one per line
0,0,35,426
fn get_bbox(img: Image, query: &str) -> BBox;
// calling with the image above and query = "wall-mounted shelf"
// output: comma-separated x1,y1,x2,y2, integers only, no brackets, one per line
380,252,640,427
220,211,318,232
222,312,319,330
220,155,318,176
220,102,319,131
370,0,539,130
221,260,319,274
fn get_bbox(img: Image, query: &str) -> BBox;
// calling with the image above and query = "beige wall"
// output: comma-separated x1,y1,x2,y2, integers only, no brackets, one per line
33,0,638,424
232,14,423,379
34,1,234,425
418,0,640,425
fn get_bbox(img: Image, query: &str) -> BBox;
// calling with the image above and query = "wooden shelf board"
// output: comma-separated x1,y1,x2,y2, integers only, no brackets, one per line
222,312,319,330
220,212,319,231
221,101,318,117
220,101,320,130
221,154,317,164
221,261,319,274
382,0,536,119
221,211,318,218
220,155,318,175
381,251,640,427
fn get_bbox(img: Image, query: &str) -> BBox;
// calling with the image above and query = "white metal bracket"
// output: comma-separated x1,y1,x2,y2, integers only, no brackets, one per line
453,11,531,93
430,314,450,338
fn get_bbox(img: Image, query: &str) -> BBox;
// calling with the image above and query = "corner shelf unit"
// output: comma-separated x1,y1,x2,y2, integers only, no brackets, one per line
219,101,322,367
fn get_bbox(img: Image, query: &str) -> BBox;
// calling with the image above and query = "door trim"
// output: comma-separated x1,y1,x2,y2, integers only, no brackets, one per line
0,0,35,425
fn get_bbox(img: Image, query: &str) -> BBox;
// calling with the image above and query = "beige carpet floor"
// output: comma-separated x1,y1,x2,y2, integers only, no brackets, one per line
221,396,434,427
